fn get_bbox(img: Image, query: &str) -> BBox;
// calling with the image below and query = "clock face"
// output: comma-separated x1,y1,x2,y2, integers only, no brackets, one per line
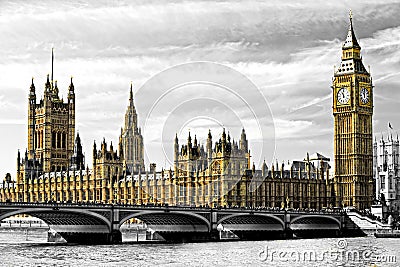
337,88,350,104
360,87,369,104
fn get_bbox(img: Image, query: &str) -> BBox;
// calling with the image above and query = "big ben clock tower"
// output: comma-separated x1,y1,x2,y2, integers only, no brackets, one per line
332,11,374,210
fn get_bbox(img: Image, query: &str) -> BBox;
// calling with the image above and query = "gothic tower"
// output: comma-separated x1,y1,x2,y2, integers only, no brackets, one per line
173,129,250,206
332,12,374,209
25,51,75,173
70,132,85,171
122,84,145,174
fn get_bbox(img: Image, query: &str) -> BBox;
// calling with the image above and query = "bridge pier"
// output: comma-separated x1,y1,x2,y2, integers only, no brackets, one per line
59,232,109,244
282,229,293,239
292,229,342,238
109,206,122,244
108,230,122,244
232,231,287,240
155,231,217,242
56,230,122,244
210,229,220,241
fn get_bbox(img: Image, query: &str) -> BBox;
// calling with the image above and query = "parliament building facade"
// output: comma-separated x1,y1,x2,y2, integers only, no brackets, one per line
0,13,375,210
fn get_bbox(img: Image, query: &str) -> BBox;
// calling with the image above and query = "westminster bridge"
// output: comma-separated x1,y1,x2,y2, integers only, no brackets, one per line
0,202,360,244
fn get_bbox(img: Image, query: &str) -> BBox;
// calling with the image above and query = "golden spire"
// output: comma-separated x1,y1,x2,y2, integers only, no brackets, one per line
343,10,360,49
130,82,133,100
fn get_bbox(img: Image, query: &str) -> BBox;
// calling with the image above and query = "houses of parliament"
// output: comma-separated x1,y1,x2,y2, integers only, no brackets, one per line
0,13,375,210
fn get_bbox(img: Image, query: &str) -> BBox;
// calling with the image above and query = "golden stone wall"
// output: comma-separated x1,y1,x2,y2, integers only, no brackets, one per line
0,165,332,210
332,14,374,210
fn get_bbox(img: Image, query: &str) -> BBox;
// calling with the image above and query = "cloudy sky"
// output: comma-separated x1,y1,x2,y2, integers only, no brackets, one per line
1,0,400,178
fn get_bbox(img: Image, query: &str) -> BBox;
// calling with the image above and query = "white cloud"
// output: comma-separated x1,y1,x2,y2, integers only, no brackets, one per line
274,118,313,139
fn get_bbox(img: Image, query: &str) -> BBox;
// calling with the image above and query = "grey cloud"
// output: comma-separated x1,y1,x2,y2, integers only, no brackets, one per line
1,0,400,177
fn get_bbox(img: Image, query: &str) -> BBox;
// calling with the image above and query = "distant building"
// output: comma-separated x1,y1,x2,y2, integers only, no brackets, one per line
374,134,400,211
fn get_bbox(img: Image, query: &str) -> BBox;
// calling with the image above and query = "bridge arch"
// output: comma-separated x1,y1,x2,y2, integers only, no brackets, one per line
119,210,211,231
0,208,111,230
290,215,341,228
217,213,285,229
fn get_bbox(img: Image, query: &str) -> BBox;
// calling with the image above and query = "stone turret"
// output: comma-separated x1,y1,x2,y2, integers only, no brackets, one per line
240,128,248,152
70,132,85,171
174,133,179,163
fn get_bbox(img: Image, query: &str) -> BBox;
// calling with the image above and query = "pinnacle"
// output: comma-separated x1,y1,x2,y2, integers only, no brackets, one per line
343,11,360,49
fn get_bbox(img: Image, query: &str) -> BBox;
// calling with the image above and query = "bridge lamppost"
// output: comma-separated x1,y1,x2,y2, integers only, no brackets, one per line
136,225,139,242
217,223,224,240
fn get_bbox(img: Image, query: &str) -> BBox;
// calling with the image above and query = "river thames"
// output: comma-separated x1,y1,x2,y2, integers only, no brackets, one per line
0,229,398,266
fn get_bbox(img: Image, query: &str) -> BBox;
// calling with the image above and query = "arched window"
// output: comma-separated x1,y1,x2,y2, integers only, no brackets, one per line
62,133,66,149
52,132,56,148
39,131,42,148
35,131,38,149
57,132,61,148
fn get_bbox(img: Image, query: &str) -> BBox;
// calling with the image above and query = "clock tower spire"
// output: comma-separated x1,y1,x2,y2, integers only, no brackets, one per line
332,11,374,210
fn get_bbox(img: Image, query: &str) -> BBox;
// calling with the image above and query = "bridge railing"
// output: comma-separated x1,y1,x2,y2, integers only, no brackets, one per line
0,201,344,215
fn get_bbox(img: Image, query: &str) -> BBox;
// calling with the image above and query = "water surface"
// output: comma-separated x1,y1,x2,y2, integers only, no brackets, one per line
0,229,398,266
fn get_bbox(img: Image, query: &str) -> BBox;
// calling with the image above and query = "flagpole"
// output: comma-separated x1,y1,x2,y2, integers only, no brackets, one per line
51,48,54,89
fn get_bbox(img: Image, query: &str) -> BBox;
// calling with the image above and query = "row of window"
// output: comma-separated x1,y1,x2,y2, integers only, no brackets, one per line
52,132,67,149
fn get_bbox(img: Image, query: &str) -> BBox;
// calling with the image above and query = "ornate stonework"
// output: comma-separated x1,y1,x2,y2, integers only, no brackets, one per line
332,13,374,209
